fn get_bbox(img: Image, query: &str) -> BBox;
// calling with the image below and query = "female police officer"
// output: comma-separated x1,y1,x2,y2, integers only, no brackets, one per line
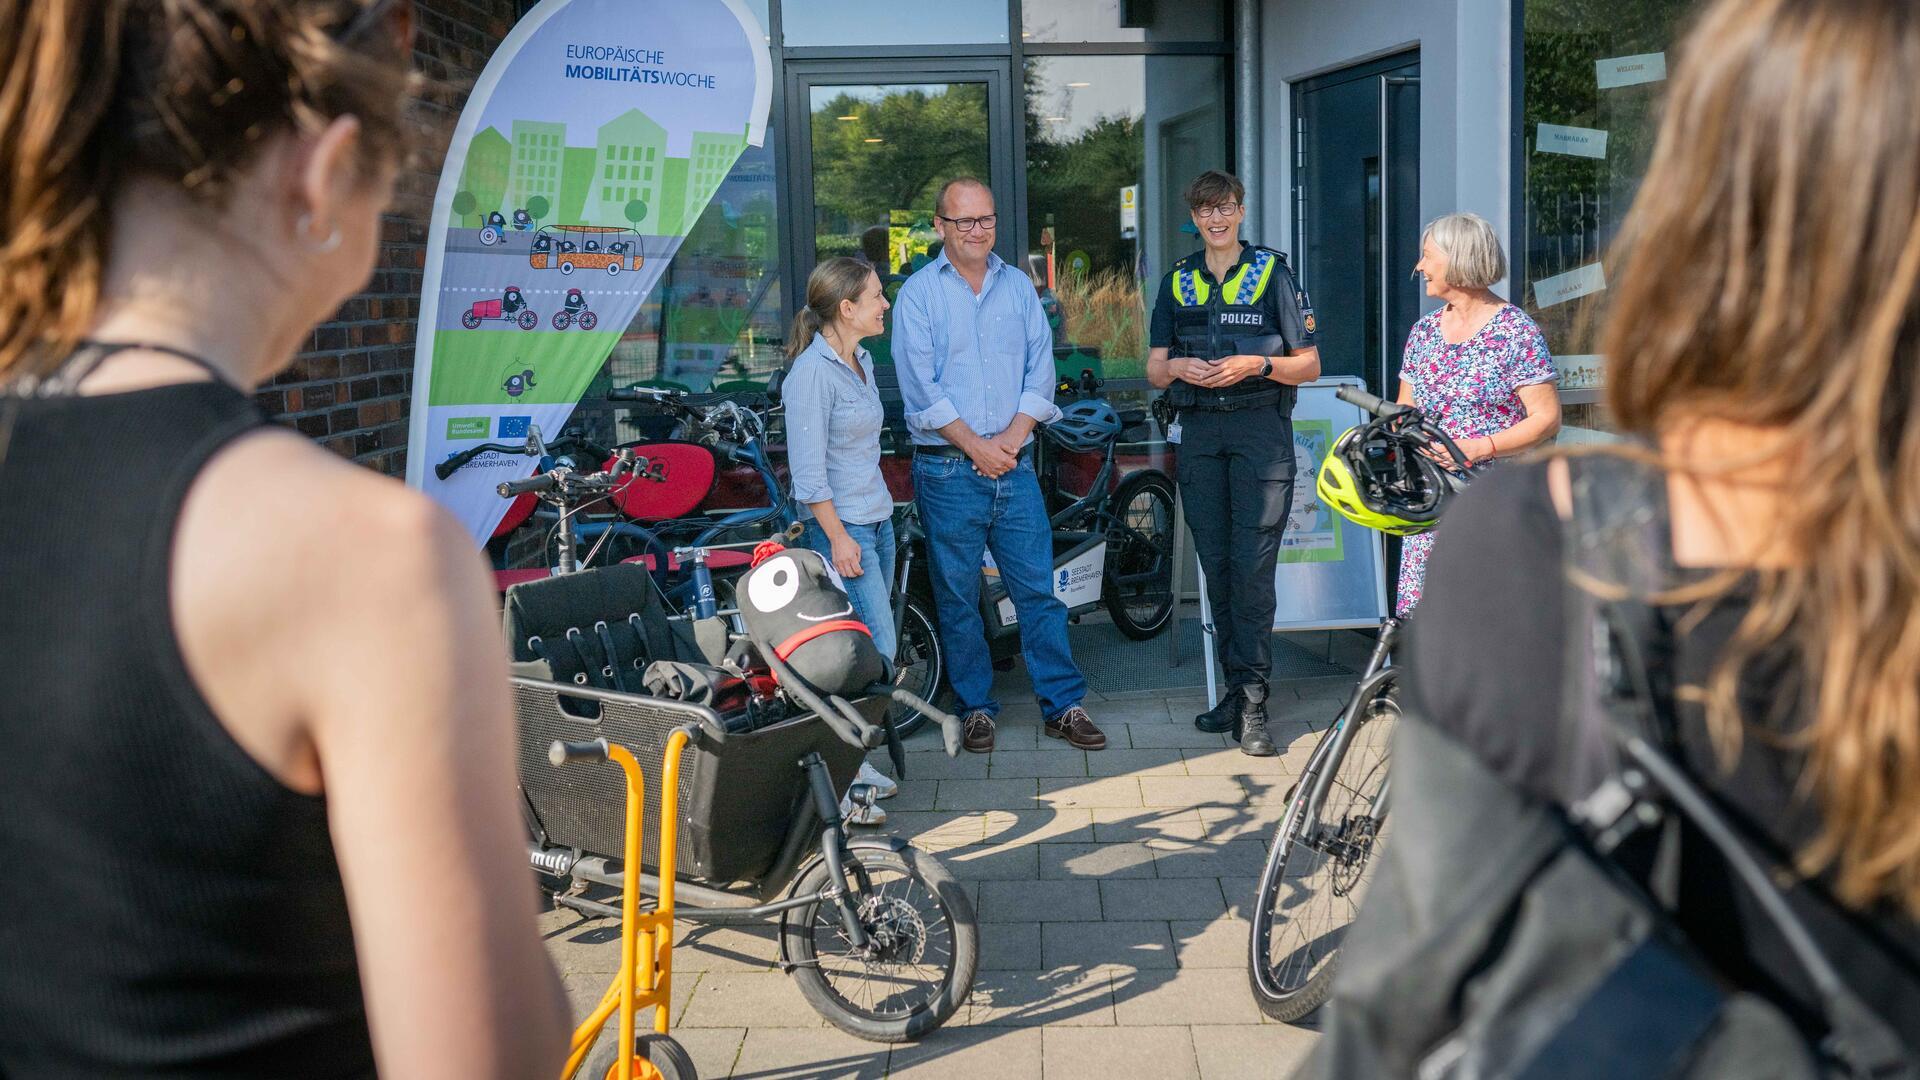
1147,170,1320,756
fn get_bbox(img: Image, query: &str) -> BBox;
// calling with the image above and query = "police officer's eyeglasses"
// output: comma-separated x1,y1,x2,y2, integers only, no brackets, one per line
1194,203,1241,220
936,214,998,232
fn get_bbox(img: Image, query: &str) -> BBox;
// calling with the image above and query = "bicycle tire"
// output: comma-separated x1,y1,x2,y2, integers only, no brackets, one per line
1101,470,1176,640
1247,682,1398,1022
887,598,945,740
784,844,976,1042
581,1030,698,1080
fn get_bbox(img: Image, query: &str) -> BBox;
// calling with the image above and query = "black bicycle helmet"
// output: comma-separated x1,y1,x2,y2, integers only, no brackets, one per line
1044,399,1123,452
1317,421,1466,536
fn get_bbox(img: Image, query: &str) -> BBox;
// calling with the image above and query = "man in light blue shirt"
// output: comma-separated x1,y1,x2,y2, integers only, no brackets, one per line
892,178,1106,753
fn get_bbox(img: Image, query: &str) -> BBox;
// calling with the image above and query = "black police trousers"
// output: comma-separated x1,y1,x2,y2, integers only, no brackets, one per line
1176,403,1295,697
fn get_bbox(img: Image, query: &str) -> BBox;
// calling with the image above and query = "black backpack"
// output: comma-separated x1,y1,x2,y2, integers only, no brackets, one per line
1298,455,1914,1080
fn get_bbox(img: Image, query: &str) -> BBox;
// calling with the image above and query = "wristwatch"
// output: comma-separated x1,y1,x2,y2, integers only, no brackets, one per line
1258,357,1274,379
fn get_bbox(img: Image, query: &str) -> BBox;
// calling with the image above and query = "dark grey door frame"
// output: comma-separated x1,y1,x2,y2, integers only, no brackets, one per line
1291,48,1421,397
779,58,1020,298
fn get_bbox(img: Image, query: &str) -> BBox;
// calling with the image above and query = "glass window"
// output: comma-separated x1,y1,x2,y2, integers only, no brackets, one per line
804,81,991,370
1021,0,1225,44
1518,0,1691,421
780,0,1008,46
1023,55,1229,384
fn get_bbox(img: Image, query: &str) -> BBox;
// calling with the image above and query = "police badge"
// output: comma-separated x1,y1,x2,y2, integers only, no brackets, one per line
1299,288,1318,335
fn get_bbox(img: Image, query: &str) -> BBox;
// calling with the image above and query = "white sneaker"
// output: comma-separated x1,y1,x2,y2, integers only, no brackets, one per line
839,793,887,827
855,760,899,800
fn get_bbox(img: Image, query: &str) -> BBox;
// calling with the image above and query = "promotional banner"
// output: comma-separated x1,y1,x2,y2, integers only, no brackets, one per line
405,0,772,542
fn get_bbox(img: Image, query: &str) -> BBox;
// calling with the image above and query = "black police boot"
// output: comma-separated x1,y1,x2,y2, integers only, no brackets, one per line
1236,692,1277,757
1194,685,1243,733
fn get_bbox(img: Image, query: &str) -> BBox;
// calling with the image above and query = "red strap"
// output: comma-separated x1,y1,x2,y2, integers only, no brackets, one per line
750,540,786,567
772,620,871,662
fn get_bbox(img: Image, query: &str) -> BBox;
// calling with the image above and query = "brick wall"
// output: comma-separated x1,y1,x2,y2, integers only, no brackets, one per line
254,0,524,477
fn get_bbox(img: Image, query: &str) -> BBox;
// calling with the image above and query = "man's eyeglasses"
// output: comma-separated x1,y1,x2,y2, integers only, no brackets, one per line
936,214,998,233
335,0,416,51
1194,203,1241,220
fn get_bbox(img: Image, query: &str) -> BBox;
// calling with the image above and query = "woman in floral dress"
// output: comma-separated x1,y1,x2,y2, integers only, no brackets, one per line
1395,213,1563,614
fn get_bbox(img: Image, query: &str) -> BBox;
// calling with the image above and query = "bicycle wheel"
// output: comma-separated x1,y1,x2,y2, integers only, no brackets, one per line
1247,681,1398,1022
887,599,945,740
784,844,977,1042
1101,471,1176,640
581,1030,697,1080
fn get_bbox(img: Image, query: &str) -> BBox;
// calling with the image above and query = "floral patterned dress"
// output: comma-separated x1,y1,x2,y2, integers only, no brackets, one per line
1396,304,1557,615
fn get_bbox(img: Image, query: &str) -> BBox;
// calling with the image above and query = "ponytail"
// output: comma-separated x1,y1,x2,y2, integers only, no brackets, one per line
784,307,823,362
784,256,878,365
0,0,123,382
0,0,415,384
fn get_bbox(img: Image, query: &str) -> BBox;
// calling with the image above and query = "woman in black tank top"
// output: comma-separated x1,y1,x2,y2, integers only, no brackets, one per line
0,3,566,1075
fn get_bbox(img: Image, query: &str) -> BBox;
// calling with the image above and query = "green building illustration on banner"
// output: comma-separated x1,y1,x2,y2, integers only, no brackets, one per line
591,109,668,228
455,127,511,227
451,111,750,234
507,120,565,222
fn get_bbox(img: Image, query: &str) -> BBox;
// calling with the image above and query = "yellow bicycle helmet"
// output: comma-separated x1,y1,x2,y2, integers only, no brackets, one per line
1317,423,1462,536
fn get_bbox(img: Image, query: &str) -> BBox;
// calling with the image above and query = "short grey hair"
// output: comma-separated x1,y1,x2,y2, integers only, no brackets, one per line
1422,212,1507,289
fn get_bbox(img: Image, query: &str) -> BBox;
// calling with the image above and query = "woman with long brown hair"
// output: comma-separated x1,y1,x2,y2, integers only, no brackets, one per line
0,1,566,1074
782,256,899,824
1405,0,1920,1049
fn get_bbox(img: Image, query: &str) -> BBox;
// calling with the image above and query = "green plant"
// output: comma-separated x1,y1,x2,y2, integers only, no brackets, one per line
1054,269,1147,378
526,195,550,225
451,190,477,227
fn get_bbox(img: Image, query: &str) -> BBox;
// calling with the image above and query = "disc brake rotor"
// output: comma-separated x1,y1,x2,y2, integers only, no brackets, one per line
855,894,928,965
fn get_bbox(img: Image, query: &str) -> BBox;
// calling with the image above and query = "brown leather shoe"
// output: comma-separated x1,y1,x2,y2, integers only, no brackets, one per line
1044,705,1107,750
961,710,997,753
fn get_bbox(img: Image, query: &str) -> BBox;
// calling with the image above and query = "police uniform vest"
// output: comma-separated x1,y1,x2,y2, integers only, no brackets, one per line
1164,246,1295,411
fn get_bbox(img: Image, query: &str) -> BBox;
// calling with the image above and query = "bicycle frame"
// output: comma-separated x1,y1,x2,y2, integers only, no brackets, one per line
1293,617,1402,840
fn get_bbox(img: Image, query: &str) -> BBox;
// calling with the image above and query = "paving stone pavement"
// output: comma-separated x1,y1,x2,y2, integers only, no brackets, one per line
542,630,1358,1078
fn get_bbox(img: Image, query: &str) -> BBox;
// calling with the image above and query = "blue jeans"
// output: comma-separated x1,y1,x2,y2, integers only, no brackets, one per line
799,516,898,657
912,454,1086,719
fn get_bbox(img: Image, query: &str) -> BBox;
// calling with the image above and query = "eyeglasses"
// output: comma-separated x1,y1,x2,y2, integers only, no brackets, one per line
335,0,416,51
1193,203,1241,220
936,214,998,233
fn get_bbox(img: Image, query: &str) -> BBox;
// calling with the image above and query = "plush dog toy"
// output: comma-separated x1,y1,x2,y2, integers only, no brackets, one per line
737,543,962,761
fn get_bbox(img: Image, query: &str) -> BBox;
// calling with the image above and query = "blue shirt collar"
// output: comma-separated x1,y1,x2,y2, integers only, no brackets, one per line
932,247,1007,280
808,331,870,376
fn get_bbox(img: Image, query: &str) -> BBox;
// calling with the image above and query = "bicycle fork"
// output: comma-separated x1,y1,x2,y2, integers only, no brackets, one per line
801,753,873,952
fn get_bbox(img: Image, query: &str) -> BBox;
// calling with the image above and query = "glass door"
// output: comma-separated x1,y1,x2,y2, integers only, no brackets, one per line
782,60,1018,368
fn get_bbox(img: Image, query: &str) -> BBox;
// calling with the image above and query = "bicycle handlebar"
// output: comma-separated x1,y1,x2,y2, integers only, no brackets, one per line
1335,386,1411,419
547,738,609,767
608,385,673,402
498,472,558,497
436,441,531,480
1336,386,1472,471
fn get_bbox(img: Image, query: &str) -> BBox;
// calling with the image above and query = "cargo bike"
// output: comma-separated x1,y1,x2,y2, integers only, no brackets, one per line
501,459,977,1077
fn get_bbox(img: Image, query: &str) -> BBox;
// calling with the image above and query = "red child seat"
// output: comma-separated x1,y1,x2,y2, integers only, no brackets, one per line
602,442,717,521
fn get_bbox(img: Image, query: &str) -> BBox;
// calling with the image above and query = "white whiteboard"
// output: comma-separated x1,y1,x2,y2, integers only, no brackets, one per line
1195,377,1390,703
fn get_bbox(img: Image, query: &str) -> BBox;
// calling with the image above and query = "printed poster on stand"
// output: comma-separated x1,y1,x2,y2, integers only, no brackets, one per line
405,0,772,543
